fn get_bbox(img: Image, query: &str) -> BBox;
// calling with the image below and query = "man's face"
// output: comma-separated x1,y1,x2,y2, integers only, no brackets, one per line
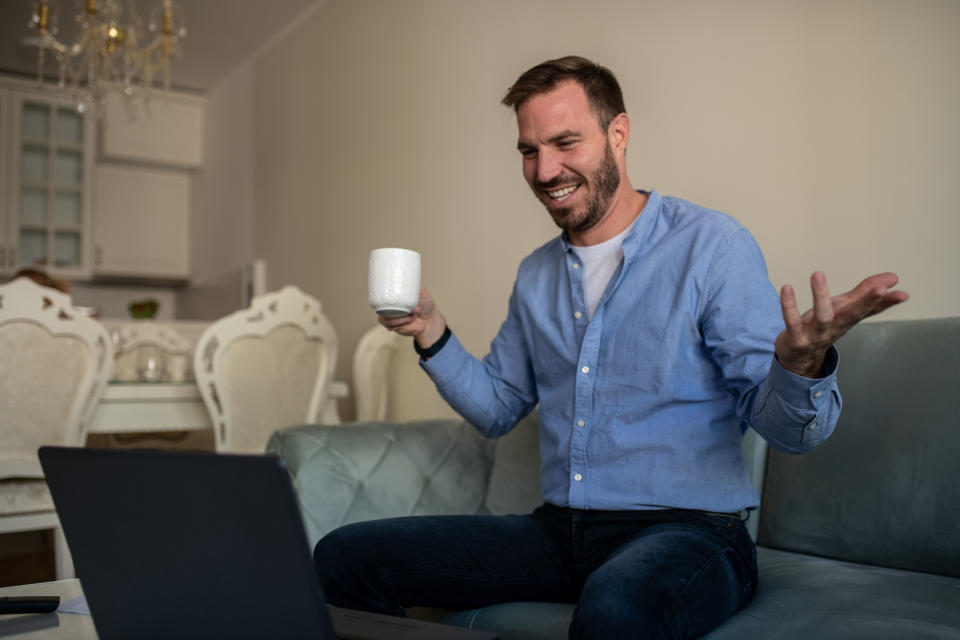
515,80,621,235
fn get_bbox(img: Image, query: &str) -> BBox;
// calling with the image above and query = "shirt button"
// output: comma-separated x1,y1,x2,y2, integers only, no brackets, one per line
574,311,582,319
577,419,585,427
814,391,823,399
808,421,818,430
574,473,583,482
572,263,580,270
581,366,590,374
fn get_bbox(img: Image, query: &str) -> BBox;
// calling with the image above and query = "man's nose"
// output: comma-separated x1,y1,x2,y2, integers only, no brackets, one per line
535,149,562,184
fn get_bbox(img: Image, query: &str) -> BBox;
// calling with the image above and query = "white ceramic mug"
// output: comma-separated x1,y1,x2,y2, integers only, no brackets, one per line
368,248,421,316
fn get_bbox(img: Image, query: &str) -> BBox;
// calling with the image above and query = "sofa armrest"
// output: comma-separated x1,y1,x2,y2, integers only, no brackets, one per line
267,419,499,548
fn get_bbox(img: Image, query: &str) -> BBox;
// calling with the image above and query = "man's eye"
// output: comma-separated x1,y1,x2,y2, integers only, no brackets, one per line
558,140,576,149
520,148,537,158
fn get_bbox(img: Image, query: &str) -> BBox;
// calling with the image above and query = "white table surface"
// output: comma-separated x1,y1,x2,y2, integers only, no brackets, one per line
0,580,96,639
88,382,209,434
87,380,349,435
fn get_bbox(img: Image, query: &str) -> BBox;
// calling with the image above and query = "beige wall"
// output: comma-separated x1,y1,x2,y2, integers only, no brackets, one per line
179,61,258,321
193,61,256,284
246,0,959,422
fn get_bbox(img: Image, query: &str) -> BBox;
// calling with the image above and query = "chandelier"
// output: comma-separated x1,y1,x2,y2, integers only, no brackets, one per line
27,0,186,116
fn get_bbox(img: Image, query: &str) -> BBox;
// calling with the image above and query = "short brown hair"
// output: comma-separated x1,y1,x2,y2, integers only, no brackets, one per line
502,56,626,130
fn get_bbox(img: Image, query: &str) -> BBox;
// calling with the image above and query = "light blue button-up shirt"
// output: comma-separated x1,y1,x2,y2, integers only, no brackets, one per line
423,190,840,513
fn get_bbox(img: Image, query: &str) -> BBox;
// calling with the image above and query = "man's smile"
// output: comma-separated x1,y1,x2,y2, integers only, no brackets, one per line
545,184,579,202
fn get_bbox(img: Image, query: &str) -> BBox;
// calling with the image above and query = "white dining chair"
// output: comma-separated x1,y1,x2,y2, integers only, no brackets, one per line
352,324,404,422
0,277,113,580
193,286,338,453
106,320,195,383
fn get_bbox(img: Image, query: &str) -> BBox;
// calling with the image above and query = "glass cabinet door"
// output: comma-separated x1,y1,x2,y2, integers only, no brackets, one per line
8,93,93,276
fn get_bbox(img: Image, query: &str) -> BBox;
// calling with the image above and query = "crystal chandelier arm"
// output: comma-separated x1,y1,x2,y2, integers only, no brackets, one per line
27,0,184,116
133,38,176,73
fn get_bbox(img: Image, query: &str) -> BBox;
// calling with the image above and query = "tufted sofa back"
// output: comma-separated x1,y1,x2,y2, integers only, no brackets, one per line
267,411,542,548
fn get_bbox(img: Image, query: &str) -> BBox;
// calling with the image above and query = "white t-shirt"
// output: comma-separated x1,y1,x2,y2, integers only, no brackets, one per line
572,223,632,320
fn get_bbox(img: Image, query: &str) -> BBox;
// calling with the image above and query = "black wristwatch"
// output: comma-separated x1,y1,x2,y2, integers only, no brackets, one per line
414,325,452,359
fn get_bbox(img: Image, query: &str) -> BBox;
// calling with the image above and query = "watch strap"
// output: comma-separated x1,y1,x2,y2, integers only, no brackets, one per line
414,325,452,359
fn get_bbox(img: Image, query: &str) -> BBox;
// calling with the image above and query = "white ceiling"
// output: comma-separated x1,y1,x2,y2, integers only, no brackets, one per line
0,0,324,93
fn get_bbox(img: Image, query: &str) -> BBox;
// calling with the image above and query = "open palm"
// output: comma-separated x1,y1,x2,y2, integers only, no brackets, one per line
775,272,909,377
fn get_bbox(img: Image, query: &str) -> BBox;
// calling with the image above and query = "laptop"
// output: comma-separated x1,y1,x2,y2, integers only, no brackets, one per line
38,446,498,640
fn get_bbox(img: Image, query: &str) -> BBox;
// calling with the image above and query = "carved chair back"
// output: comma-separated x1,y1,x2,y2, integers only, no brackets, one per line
193,286,338,453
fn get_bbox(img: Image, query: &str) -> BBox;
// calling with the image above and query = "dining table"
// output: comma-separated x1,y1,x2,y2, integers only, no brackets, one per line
86,379,349,436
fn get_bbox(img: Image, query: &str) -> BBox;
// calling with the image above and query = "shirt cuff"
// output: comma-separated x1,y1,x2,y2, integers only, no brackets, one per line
419,331,469,382
768,344,840,408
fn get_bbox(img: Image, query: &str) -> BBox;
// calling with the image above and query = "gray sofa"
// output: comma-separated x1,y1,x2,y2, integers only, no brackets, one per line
266,317,960,639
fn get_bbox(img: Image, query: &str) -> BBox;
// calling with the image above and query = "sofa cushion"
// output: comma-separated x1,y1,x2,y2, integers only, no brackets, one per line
705,547,960,639
759,317,960,577
416,545,960,640
437,602,574,640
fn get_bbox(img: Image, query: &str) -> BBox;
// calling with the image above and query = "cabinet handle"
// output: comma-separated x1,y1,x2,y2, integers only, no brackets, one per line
95,245,103,267
0,247,5,268
8,247,15,269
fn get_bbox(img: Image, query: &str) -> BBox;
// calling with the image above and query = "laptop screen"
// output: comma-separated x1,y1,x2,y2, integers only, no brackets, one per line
39,446,335,639
39,446,498,640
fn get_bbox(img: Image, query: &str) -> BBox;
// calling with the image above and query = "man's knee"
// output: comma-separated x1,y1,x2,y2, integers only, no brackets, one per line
571,574,682,639
313,522,402,613
314,523,364,578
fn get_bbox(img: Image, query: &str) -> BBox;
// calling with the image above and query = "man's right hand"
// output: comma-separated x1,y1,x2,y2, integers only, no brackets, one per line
378,285,447,350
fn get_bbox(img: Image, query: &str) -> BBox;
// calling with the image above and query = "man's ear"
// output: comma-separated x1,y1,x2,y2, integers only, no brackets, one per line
607,113,630,155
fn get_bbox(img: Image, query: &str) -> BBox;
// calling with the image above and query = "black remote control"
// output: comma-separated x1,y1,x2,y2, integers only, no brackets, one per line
0,596,60,614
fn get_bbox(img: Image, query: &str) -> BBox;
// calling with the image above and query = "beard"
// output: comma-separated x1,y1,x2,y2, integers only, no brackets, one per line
536,142,621,234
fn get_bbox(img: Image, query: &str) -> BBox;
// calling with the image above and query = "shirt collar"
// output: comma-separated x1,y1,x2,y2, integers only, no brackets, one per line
559,189,661,259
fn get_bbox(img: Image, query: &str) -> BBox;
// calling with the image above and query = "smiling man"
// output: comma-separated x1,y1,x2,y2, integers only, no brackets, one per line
515,72,640,245
314,56,908,639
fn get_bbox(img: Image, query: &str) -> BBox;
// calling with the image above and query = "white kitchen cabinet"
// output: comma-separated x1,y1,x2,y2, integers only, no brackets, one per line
2,75,202,282
100,91,205,168
0,87,96,278
94,164,191,280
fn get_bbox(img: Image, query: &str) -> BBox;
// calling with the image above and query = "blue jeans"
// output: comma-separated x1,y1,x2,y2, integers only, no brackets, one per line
314,504,757,639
